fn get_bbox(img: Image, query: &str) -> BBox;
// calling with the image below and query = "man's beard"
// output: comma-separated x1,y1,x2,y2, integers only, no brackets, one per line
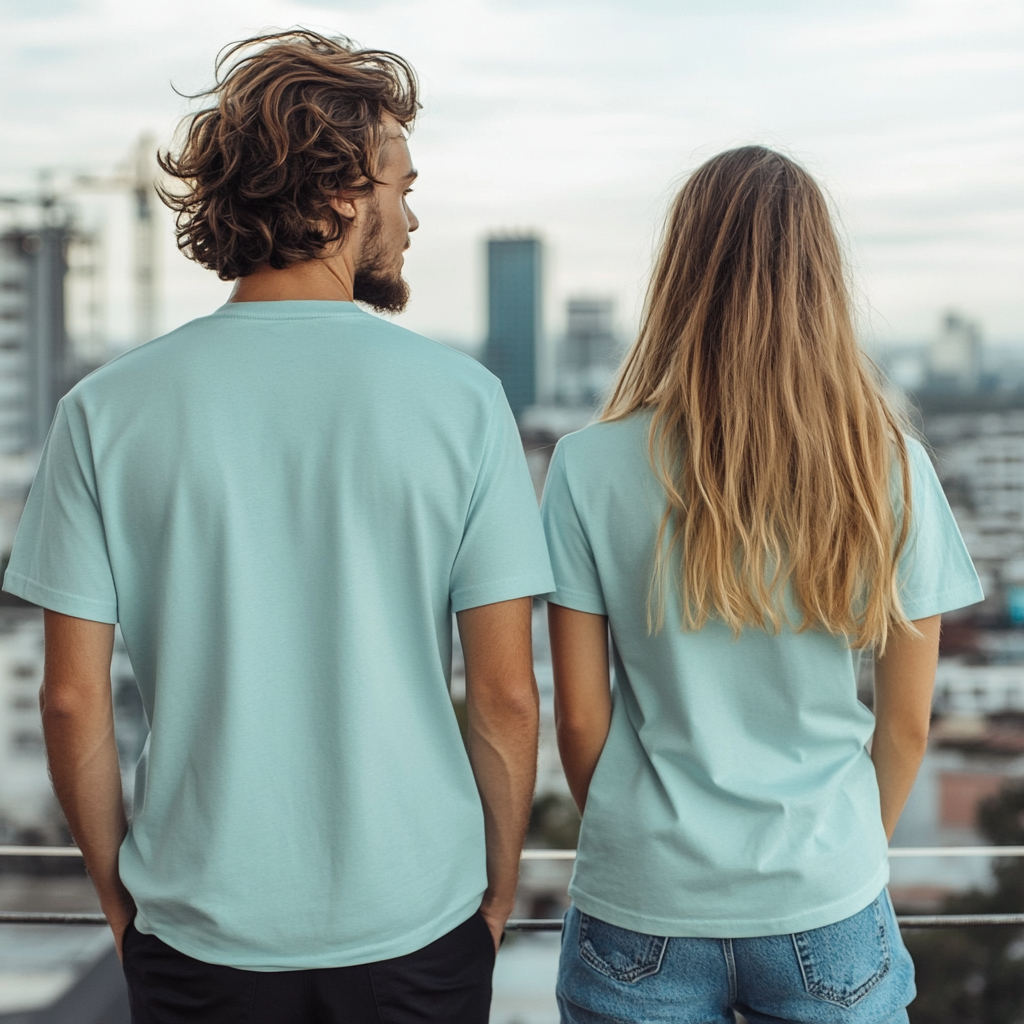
352,203,410,315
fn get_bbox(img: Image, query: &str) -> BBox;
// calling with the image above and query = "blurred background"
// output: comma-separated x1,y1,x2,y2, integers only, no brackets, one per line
0,0,1022,1021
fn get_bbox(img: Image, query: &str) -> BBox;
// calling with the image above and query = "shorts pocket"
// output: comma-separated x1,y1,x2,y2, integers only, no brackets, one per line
792,895,891,1008
578,912,668,984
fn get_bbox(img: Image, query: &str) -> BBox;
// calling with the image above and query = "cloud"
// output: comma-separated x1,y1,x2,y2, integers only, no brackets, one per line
0,0,1020,344
287,0,393,10
0,0,82,18
494,0,897,13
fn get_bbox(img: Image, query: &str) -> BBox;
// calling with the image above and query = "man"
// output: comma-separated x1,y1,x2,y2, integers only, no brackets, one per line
4,31,553,1023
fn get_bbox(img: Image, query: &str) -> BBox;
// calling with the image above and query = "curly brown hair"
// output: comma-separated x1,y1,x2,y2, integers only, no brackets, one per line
158,30,419,281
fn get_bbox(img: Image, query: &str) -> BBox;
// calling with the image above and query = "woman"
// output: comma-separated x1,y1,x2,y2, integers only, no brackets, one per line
540,147,982,1024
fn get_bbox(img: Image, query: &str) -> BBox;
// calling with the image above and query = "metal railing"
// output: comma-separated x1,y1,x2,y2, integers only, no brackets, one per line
4,846,1024,931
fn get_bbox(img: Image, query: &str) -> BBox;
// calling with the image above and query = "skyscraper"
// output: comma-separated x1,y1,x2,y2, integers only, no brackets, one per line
0,225,69,455
928,311,982,393
559,297,619,406
484,235,542,418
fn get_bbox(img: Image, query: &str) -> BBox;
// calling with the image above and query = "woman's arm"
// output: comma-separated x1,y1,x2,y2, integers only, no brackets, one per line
871,614,941,840
548,604,612,815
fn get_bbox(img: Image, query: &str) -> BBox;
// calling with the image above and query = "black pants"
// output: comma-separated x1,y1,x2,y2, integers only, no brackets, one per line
121,912,495,1024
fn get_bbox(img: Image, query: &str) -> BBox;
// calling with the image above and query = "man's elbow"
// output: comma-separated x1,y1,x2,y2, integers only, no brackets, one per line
39,681,96,723
468,673,539,725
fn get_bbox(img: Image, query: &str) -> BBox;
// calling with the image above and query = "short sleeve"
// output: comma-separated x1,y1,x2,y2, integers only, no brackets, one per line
3,400,118,622
449,388,554,612
896,437,984,620
540,439,607,615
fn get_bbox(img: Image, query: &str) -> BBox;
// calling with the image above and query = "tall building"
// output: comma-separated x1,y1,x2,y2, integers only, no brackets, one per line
0,224,69,455
484,236,542,418
0,610,53,842
928,311,982,393
558,297,619,406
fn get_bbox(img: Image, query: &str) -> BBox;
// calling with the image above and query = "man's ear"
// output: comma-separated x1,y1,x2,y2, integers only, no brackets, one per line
329,193,359,222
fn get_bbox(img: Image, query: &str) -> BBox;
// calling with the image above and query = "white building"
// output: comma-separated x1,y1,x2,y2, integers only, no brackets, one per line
0,609,145,842
0,453,37,557
933,659,1024,716
924,407,1024,618
555,297,620,408
928,311,982,392
0,610,54,841
0,225,69,457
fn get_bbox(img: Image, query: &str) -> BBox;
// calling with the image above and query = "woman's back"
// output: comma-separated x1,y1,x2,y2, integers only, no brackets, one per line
543,146,985,1023
542,411,981,937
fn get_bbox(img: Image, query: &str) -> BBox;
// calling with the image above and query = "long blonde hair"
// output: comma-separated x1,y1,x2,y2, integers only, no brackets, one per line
604,147,912,652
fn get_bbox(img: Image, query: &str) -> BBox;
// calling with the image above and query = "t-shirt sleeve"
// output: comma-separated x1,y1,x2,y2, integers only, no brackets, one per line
3,400,118,623
539,439,607,615
896,437,984,620
449,387,554,612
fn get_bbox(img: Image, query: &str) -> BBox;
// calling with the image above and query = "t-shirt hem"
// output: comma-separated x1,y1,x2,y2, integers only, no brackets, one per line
451,573,556,613
901,581,985,620
132,892,484,972
543,587,607,616
567,862,890,938
2,570,118,624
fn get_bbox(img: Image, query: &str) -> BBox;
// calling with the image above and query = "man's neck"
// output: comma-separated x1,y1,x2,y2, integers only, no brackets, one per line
228,253,356,303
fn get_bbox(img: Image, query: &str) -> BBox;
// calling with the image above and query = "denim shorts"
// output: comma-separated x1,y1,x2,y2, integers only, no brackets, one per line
557,891,915,1024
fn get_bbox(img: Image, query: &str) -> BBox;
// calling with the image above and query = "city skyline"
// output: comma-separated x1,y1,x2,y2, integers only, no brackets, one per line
0,0,1021,352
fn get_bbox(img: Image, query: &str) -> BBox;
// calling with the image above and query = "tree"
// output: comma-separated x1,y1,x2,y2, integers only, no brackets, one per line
906,781,1024,1024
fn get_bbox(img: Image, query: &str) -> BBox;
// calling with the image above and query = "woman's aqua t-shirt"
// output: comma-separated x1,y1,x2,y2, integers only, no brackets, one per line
540,412,983,938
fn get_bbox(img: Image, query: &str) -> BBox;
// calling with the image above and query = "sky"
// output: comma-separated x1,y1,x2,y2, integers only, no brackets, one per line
0,0,1021,352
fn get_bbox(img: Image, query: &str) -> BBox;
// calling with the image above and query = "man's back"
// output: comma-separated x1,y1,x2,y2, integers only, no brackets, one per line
7,300,551,968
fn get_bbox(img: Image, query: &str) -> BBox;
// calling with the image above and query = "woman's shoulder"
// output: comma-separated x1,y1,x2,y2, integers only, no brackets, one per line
902,433,931,463
899,434,942,491
555,410,653,465
549,413,657,515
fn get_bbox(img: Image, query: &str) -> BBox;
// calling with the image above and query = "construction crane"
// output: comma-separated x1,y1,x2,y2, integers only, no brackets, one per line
75,133,160,347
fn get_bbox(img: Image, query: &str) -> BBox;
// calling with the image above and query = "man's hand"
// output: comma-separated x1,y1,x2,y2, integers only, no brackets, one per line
457,598,539,956
478,894,512,954
101,889,136,962
41,611,134,959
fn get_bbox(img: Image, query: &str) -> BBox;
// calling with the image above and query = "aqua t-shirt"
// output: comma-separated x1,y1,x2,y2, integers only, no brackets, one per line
4,300,554,970
540,412,983,938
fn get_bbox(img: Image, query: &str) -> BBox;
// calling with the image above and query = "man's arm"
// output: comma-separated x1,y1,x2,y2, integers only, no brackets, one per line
548,604,611,815
872,614,941,840
456,598,539,952
41,610,134,957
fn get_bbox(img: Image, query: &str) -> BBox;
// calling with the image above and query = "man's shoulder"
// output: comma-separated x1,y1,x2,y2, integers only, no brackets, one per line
67,308,501,409
62,318,209,410
365,316,498,387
